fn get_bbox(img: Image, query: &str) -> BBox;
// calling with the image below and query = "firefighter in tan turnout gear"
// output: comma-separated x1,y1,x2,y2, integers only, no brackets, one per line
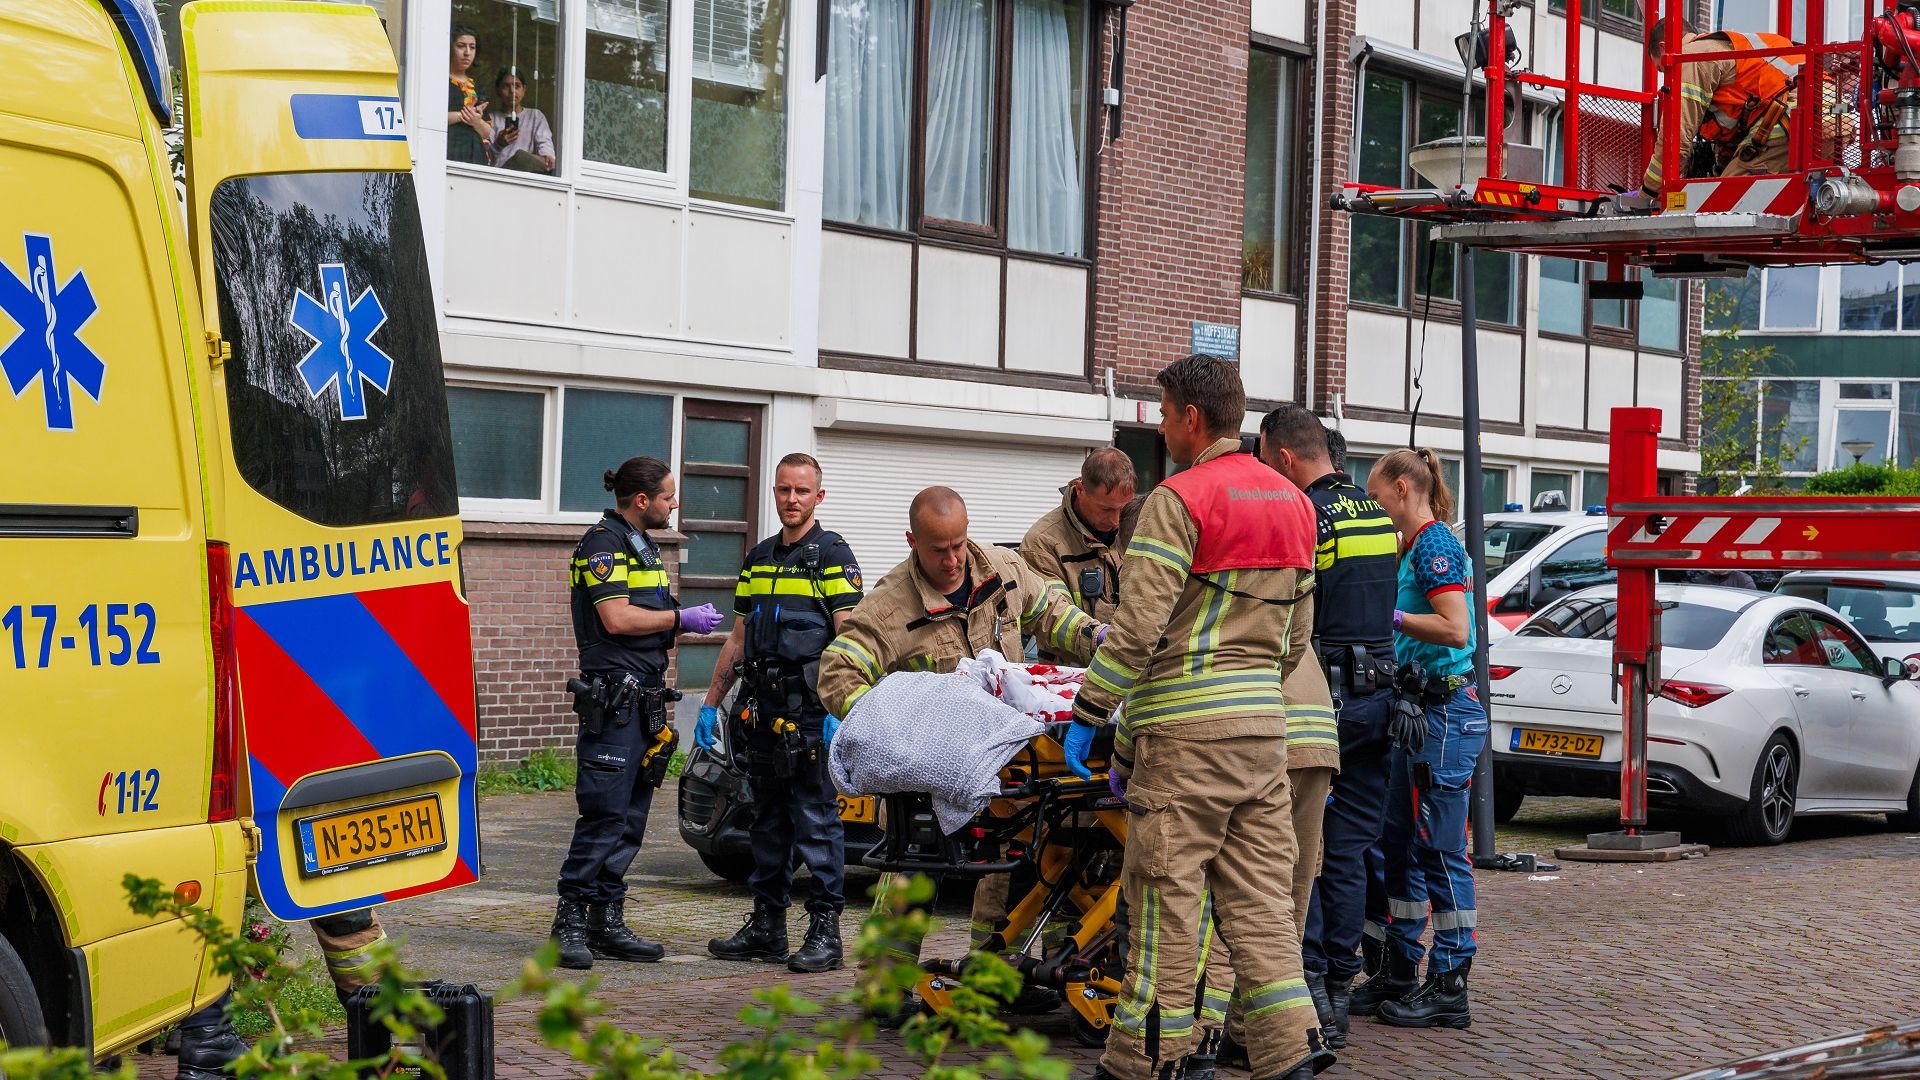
1062,355,1333,1080
816,485,1107,1019
1019,448,1137,658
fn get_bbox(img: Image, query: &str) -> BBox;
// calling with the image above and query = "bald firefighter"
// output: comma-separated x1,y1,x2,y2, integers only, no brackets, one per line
816,486,1105,1019
1640,17,1803,198
1064,355,1330,1080
1019,448,1137,659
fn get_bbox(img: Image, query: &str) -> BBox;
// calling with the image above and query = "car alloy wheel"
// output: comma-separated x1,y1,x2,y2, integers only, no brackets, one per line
1728,733,1798,846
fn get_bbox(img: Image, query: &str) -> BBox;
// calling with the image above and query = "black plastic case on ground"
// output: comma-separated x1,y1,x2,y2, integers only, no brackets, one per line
345,981,494,1080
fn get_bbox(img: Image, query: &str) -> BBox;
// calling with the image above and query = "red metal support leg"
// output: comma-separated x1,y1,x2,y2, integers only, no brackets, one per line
1609,408,1663,835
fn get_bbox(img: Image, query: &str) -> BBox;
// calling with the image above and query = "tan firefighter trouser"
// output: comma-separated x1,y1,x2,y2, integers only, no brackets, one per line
310,908,390,998
866,873,1013,969
1204,764,1334,1039
1101,734,1316,1080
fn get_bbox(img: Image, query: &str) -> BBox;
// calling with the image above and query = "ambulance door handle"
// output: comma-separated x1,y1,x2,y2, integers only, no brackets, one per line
1790,685,1810,698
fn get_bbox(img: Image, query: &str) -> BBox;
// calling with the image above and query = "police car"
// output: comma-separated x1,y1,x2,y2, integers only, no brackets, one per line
1478,507,1616,638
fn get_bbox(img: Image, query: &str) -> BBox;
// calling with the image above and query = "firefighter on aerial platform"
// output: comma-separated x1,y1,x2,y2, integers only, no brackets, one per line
1639,17,1804,198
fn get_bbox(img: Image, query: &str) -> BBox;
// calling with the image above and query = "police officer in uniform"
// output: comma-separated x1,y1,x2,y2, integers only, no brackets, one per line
552,455,725,970
1257,405,1400,1050
698,453,863,973
1018,448,1136,658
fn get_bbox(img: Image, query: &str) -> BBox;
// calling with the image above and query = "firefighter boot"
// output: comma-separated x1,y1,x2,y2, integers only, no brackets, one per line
587,899,666,962
1217,1032,1250,1071
788,910,843,973
176,1017,247,1080
1258,1028,1337,1079
709,899,790,962
1305,971,1335,1048
1360,935,1384,981
1376,960,1471,1029
550,897,594,970
1345,951,1418,1017
1323,973,1353,1049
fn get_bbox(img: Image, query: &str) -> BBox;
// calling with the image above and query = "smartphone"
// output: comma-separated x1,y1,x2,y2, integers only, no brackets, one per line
505,112,520,131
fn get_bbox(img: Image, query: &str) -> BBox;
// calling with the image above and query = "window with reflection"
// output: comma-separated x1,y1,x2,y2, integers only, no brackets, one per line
450,0,563,173
584,0,672,173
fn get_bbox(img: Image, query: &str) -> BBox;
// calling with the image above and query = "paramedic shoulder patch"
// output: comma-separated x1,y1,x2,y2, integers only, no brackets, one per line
588,551,614,582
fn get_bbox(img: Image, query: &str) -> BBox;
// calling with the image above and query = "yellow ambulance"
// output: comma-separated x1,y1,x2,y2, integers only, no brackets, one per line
1,0,479,1058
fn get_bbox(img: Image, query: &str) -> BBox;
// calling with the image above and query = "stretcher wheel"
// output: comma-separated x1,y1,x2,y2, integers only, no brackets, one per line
1068,1006,1110,1048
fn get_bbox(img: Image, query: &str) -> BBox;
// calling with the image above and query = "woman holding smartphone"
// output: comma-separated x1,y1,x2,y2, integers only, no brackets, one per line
490,67,557,173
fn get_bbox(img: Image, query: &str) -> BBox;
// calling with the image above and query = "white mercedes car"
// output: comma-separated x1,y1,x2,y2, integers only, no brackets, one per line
1774,570,1920,678
1487,584,1920,844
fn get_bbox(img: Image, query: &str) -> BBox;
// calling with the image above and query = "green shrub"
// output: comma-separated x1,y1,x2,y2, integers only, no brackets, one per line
1803,464,1920,496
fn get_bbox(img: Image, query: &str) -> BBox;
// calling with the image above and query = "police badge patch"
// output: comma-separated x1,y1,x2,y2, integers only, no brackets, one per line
845,563,862,591
588,551,615,582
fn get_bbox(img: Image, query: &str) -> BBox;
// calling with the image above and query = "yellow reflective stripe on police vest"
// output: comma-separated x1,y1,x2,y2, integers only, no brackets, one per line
1315,539,1337,573
825,637,882,681
1334,529,1398,559
568,553,628,587
1284,701,1340,747
1087,651,1141,698
627,567,670,589
1126,534,1191,575
1123,670,1286,726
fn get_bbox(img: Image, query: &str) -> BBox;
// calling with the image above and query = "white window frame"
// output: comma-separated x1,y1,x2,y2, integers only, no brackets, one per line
444,0,800,219
1827,402,1897,469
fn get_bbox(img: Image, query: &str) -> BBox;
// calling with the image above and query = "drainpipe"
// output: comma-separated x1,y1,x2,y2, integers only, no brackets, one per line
1303,0,1330,412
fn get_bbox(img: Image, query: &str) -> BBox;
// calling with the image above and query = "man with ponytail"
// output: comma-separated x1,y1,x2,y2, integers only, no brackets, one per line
1358,448,1487,1030
1065,355,1332,1080
553,455,726,970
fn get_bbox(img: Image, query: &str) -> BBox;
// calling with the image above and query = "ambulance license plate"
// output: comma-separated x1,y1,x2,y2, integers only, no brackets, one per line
296,794,447,878
837,795,877,824
1511,729,1603,759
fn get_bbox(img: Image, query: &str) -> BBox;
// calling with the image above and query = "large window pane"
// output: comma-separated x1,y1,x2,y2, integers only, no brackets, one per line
1350,217,1404,306
1639,271,1681,351
1763,266,1820,329
1009,0,1088,256
1475,250,1516,324
683,530,747,577
923,0,996,225
1831,409,1891,468
1839,263,1900,330
1763,379,1820,472
1531,470,1572,511
560,388,672,511
1592,270,1627,329
1706,267,1760,331
691,0,790,207
825,0,914,230
1243,49,1296,292
449,387,544,500
1481,466,1510,515
1539,258,1584,335
1414,224,1456,300
584,0,672,172
685,417,751,463
1357,72,1406,186
450,1,563,172
1582,469,1609,510
682,475,750,521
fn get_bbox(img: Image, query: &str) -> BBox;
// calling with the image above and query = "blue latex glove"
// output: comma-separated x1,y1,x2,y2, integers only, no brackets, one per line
823,713,841,749
679,603,724,636
1063,720,1098,780
695,705,720,751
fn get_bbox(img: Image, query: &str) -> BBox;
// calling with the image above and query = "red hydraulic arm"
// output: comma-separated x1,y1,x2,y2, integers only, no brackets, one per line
1606,406,1920,836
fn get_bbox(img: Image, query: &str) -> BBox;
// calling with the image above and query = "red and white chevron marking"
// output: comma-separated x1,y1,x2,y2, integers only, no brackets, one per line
1610,514,1790,549
1675,176,1807,216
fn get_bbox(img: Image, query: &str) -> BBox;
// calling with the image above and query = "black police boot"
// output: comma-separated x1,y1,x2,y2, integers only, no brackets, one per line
550,897,594,970
1323,974,1353,1049
1002,983,1063,1015
1360,935,1384,981
1376,959,1471,1030
787,910,843,973
176,1021,247,1080
587,898,666,962
709,899,790,962
1254,1028,1336,1080
1345,950,1418,1017
1304,971,1334,1046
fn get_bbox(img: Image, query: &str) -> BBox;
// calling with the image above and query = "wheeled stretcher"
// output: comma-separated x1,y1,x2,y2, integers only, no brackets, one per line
861,723,1130,1047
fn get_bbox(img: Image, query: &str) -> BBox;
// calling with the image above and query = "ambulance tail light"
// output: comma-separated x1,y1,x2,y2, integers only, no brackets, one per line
207,541,240,823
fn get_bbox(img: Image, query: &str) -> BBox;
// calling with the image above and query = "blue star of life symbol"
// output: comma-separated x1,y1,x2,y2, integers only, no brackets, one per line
289,263,393,421
0,234,106,432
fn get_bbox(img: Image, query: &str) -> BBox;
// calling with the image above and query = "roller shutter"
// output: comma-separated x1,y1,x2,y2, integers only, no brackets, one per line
813,433,1093,574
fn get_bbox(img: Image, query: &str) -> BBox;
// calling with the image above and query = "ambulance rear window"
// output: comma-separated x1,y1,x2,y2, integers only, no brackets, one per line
210,172,457,527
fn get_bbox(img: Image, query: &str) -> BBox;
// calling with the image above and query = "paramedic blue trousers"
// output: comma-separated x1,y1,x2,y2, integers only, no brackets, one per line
1302,685,1394,981
744,721,846,916
1381,687,1488,974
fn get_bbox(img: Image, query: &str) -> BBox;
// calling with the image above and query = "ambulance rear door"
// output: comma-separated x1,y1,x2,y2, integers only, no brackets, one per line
178,0,480,919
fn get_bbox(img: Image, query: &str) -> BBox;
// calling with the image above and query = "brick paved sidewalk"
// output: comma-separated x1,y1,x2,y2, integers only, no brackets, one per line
133,800,1920,1079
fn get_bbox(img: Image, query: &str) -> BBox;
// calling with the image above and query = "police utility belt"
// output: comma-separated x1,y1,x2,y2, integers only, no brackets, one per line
567,671,682,787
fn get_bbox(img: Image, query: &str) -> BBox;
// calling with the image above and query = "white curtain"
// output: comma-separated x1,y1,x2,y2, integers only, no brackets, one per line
923,0,995,224
1008,0,1083,255
825,0,914,229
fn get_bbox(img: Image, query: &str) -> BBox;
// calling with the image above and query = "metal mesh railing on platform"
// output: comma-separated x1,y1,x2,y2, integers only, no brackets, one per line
1812,49,1864,170
1574,93,1649,193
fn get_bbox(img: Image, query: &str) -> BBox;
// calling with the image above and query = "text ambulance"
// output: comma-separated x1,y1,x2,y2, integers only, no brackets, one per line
0,0,480,1058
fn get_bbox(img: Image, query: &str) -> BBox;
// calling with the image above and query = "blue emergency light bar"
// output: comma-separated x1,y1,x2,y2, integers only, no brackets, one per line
100,0,173,125
1502,502,1524,512
1585,505,1607,515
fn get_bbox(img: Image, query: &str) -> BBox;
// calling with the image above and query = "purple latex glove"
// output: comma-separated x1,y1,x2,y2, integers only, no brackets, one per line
1107,768,1128,803
679,603,724,635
